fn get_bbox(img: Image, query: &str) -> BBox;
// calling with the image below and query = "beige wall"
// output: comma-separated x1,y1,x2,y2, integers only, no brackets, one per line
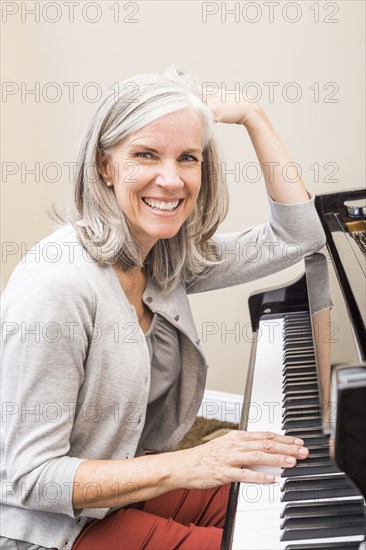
2,1,365,393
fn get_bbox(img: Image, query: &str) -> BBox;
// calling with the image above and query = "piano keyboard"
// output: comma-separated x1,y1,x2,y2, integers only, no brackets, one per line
231,313,366,550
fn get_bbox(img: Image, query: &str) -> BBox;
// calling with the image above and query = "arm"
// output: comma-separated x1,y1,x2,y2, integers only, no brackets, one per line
186,94,326,294
244,107,310,203
187,194,326,295
1,260,90,517
206,95,309,203
72,431,309,508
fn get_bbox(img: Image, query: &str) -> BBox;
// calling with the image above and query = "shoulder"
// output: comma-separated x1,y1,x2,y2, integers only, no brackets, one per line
2,224,99,313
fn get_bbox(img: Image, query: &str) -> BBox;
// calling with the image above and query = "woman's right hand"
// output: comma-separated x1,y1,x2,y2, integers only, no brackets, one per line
169,430,309,488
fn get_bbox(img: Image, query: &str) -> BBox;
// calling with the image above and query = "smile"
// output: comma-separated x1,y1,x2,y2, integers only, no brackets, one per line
142,198,182,211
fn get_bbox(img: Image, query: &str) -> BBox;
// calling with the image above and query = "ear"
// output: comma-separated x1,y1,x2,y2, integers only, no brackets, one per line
97,152,114,187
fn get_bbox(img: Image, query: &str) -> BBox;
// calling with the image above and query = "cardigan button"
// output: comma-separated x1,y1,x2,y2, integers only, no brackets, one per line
195,339,200,345
146,296,153,303
174,315,180,322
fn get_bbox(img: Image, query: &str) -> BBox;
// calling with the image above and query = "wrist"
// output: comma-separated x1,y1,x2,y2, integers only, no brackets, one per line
240,103,266,129
153,450,185,492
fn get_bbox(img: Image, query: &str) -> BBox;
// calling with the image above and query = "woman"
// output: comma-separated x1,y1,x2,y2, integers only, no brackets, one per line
1,66,329,549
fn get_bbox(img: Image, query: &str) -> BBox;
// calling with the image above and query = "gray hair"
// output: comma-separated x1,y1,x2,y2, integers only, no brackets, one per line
52,66,229,293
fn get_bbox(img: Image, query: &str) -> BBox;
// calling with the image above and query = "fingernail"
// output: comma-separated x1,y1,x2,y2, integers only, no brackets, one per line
286,456,296,465
299,447,309,457
265,474,275,482
294,438,304,445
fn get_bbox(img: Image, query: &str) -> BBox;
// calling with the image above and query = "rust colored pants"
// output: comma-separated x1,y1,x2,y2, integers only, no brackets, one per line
72,484,230,550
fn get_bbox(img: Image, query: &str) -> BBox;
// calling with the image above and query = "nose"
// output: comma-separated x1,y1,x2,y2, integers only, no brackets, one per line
155,160,183,191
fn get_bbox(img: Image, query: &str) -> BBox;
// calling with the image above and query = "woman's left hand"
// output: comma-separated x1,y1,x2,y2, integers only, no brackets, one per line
203,90,263,127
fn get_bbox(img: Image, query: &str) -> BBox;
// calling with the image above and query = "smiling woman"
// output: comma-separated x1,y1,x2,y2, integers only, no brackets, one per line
66,67,228,293
0,66,330,550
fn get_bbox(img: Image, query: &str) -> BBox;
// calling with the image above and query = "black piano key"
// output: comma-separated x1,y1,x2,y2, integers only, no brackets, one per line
281,499,365,519
283,382,318,392
284,314,310,319
283,356,316,363
283,369,316,376
282,359,317,376
284,320,311,324
283,366,317,375
284,428,324,435
283,396,320,407
283,353,315,359
284,340,313,346
283,354,314,361
284,428,324,436
284,343,314,351
283,389,319,397
283,375,317,383
283,349,315,355
283,406,321,416
285,433,329,447
285,542,364,550
282,412,321,423
284,404,321,413
284,324,312,329
280,518,366,541
282,382,319,395
285,426,320,438
305,443,330,450
283,329,312,335
282,462,339,477
299,449,328,458
293,454,331,463
283,375,318,383
283,336,313,340
283,357,316,363
281,513,365,530
282,407,321,418
282,417,322,430
281,475,359,501
284,333,313,338
283,372,317,380
285,328,312,332
283,371,317,379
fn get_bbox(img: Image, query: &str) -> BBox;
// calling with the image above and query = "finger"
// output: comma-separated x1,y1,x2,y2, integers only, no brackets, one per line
230,450,299,470
227,467,277,484
237,439,309,459
236,430,305,446
240,468,277,484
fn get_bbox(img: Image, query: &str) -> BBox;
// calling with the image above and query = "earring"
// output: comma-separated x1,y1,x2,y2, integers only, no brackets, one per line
106,180,113,187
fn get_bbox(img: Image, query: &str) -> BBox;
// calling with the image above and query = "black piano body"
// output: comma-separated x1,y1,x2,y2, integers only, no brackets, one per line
222,189,366,550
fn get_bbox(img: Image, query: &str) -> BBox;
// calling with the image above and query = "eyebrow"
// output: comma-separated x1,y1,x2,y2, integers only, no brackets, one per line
129,142,203,156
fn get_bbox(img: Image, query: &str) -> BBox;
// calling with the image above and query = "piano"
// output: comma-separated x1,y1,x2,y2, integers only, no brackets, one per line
222,189,366,550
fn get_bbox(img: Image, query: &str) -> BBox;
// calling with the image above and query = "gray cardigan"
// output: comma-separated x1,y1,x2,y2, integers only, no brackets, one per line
0,192,330,549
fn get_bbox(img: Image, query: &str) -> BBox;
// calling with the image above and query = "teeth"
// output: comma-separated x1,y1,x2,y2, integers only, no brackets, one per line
143,198,180,211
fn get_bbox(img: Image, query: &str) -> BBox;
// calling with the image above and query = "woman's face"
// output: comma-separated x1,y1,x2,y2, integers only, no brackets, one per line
104,108,204,257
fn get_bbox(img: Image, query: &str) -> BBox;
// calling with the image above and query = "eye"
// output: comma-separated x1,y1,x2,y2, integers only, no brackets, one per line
135,152,154,159
180,154,200,162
